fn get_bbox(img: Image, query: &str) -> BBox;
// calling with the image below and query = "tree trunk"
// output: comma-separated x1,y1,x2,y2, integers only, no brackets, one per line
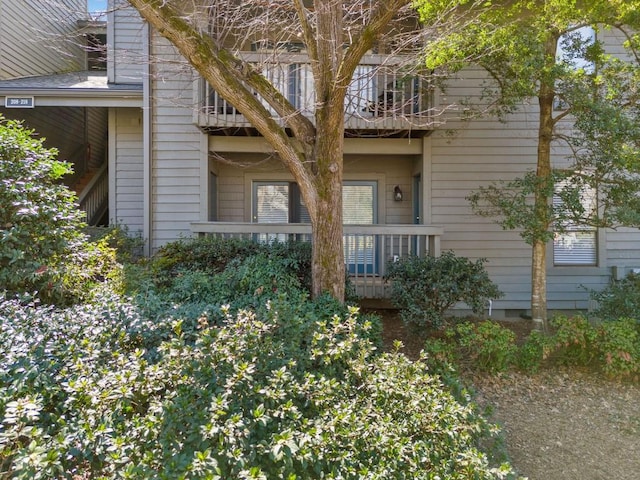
530,239,548,331
308,91,346,300
531,34,558,331
311,198,345,300
127,0,413,305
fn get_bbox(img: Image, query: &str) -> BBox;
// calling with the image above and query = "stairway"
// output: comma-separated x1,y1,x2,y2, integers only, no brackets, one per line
75,164,109,226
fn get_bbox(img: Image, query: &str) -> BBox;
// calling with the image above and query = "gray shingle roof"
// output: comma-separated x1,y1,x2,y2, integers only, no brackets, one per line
0,71,141,93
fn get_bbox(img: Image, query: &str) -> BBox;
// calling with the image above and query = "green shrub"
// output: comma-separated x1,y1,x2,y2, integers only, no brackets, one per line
453,321,517,373
515,330,551,374
594,318,640,378
0,116,121,305
385,251,503,328
151,235,259,278
423,313,640,379
592,272,640,323
423,337,458,370
0,293,516,479
136,250,312,337
550,314,598,366
86,224,146,264
150,236,313,290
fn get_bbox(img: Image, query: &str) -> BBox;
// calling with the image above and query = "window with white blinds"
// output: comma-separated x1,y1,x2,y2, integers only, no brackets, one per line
343,182,377,274
252,181,378,272
253,183,289,223
552,181,597,266
553,230,597,265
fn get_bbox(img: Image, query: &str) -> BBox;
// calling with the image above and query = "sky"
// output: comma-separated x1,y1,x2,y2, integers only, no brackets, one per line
88,0,107,13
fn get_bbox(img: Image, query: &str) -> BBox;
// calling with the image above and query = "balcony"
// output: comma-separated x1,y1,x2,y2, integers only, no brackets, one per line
194,54,433,133
190,222,443,298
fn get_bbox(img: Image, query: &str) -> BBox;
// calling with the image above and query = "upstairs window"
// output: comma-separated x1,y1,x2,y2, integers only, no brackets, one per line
553,180,597,266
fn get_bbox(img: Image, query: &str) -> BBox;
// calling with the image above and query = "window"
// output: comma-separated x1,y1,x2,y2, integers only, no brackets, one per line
252,182,309,242
554,26,596,109
556,26,596,73
86,33,107,71
553,230,597,265
252,180,378,272
252,182,309,223
343,182,377,274
208,171,218,221
553,180,597,266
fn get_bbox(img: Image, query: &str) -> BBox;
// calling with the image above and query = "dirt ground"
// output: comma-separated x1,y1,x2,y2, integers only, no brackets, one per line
378,310,640,480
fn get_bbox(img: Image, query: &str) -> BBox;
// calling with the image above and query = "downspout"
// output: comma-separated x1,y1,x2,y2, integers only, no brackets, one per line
142,21,152,256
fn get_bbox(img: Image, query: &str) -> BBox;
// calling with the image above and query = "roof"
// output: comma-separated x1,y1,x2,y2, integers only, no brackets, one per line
0,71,142,107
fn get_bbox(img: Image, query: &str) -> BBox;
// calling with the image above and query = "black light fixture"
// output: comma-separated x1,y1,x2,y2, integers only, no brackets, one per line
394,185,403,201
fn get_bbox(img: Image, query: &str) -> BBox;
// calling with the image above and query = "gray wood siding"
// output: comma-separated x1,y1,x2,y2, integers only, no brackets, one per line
0,0,86,79
433,68,548,311
212,153,415,225
109,1,144,84
150,34,202,250
112,108,143,234
430,62,640,313
607,228,640,272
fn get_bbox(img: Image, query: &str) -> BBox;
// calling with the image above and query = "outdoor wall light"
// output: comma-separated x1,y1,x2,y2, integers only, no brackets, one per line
394,185,403,201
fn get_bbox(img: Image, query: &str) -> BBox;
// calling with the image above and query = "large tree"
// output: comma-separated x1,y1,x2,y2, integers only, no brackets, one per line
415,0,640,329
125,0,448,301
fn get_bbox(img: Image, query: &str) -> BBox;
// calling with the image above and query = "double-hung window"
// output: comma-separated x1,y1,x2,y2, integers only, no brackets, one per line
553,180,597,266
252,180,378,272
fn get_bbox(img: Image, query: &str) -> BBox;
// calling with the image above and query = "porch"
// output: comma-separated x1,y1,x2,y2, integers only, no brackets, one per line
194,53,434,133
190,222,444,299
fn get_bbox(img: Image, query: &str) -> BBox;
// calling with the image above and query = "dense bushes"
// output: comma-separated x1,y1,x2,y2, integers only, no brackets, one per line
385,251,503,328
592,272,640,323
136,245,365,343
0,116,121,305
0,233,517,478
150,236,313,293
426,315,640,378
0,290,515,479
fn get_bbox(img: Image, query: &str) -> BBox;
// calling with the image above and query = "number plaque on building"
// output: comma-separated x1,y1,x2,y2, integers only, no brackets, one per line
5,97,35,108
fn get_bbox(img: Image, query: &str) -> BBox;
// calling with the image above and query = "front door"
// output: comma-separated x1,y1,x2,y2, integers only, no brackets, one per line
343,181,377,274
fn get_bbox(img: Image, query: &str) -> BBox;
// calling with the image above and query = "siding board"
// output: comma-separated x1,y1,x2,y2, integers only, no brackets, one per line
112,108,143,233
0,0,85,79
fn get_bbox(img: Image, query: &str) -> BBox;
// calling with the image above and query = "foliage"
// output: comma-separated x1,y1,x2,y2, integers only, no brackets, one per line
137,245,313,336
592,272,640,323
0,116,121,305
86,224,146,264
416,0,640,324
0,290,516,479
135,241,378,353
594,318,640,378
150,236,312,291
424,315,639,379
514,331,552,374
550,315,599,366
467,170,590,245
150,236,259,282
385,251,503,328
452,321,518,373
547,315,640,378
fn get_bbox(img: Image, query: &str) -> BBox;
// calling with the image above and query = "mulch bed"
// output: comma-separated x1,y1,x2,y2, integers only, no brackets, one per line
374,309,640,480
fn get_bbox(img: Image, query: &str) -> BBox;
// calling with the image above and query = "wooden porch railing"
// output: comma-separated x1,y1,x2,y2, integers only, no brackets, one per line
194,53,433,131
78,163,108,226
190,222,444,298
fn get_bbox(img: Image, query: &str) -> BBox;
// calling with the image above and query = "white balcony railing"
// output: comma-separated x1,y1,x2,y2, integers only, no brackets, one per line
190,222,443,298
195,54,433,131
